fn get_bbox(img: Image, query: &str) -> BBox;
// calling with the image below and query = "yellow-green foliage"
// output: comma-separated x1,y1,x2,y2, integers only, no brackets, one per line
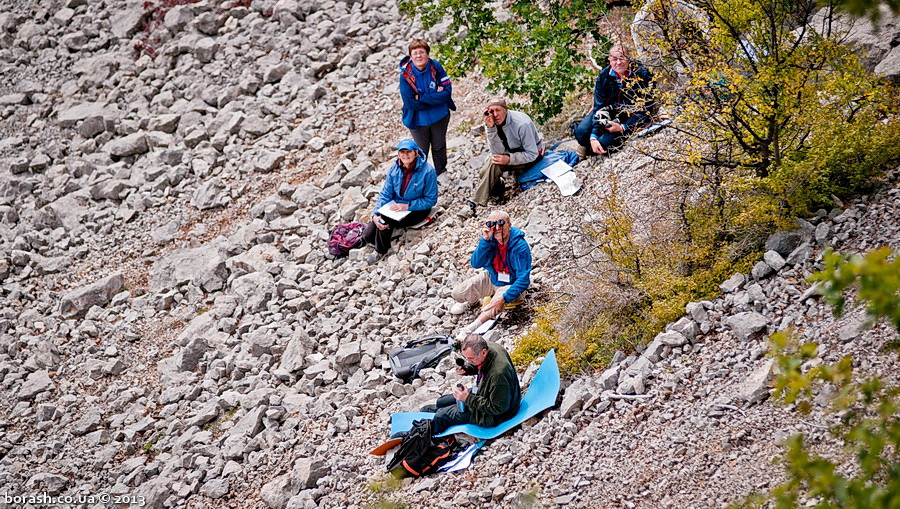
512,177,760,375
771,103,900,215
504,0,897,378
511,306,582,375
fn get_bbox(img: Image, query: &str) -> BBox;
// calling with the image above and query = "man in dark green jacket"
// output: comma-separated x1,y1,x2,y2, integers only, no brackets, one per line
430,335,521,434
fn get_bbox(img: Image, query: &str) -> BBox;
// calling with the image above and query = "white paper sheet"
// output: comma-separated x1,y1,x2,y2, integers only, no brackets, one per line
440,441,486,472
376,201,411,222
473,318,496,335
541,160,580,196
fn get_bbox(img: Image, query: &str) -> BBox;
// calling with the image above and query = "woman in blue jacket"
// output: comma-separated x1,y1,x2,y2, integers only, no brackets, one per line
399,39,456,175
363,139,438,263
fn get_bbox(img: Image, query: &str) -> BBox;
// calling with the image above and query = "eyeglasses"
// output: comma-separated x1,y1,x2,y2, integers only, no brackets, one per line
486,108,503,115
485,219,506,228
609,55,629,63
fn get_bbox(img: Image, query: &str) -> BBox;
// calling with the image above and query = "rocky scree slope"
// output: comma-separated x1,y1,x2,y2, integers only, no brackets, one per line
1,0,899,508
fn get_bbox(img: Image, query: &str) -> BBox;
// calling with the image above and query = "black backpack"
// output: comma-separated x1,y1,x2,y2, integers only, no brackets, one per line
387,335,454,382
386,419,459,477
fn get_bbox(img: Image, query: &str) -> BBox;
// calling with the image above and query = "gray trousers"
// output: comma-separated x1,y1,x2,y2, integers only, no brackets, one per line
409,113,450,175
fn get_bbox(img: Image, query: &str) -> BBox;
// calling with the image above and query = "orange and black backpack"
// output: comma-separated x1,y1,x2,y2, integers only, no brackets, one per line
386,419,459,477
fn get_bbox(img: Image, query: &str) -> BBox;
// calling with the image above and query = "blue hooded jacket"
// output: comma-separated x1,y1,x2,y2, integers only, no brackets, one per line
470,227,532,303
373,139,439,214
399,56,456,129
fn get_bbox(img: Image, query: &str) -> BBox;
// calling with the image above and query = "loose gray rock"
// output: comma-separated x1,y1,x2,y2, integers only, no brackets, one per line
110,6,150,38
150,243,227,293
560,379,589,417
260,474,296,509
231,271,276,313
751,260,773,280
763,250,786,271
335,341,361,368
737,359,774,404
174,336,209,372
764,230,804,256
192,177,231,211
724,312,769,341
229,406,267,439
104,132,149,157
254,150,287,172
200,477,230,499
292,458,328,490
785,243,812,266
17,370,54,400
338,187,367,222
71,411,102,436
815,222,832,246
59,273,124,318
720,273,745,293
195,37,219,63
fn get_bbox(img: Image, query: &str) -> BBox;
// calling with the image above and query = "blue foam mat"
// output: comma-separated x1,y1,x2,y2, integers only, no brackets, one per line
517,151,580,190
391,350,560,439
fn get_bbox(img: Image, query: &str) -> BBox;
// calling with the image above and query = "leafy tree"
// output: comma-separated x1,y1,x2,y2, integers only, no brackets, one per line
740,249,900,508
398,0,610,122
636,0,892,177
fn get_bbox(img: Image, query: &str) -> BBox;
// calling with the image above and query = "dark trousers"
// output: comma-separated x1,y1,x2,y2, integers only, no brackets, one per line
432,393,470,435
573,111,624,153
362,208,431,255
409,113,450,175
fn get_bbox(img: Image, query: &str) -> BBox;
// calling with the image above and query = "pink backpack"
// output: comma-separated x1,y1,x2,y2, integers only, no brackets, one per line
327,222,366,257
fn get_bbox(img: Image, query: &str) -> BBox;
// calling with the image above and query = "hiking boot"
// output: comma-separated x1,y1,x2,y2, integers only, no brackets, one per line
489,180,507,199
575,143,588,159
456,200,477,218
389,430,409,440
367,251,384,265
449,302,469,315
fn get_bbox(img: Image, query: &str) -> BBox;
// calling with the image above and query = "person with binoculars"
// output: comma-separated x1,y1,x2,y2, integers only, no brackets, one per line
457,97,543,218
449,210,532,326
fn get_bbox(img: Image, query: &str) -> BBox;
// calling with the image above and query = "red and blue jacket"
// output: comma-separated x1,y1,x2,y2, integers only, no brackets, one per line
399,56,457,129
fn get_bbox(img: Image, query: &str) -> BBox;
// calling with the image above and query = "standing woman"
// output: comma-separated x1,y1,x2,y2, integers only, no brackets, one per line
398,39,456,176
363,139,438,264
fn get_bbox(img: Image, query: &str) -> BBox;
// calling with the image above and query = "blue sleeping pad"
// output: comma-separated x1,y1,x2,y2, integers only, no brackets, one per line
390,349,560,439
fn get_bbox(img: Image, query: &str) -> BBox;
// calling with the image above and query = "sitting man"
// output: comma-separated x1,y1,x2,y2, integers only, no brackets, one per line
427,334,522,435
572,44,654,157
458,97,543,218
363,138,438,264
450,210,531,330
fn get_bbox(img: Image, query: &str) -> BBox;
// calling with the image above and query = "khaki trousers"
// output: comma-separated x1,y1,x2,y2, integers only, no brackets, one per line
472,161,532,206
451,270,524,306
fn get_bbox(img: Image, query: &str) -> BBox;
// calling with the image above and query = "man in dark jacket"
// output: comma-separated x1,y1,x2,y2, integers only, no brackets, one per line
429,334,522,435
573,44,654,156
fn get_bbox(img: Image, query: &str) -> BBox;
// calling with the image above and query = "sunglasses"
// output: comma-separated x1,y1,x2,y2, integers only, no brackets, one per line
485,219,506,228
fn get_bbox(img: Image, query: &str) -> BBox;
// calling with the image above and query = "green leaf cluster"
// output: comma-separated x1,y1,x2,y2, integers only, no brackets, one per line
812,248,900,330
